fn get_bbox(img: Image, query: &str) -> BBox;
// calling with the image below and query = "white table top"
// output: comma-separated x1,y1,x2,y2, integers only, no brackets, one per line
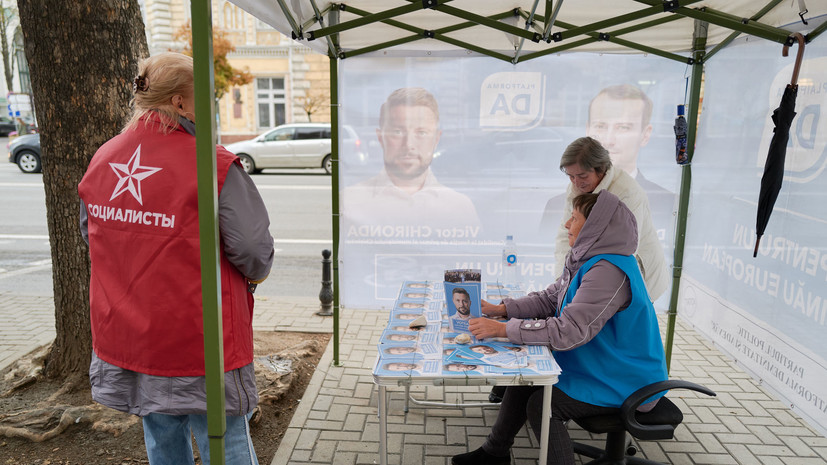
373,280,561,387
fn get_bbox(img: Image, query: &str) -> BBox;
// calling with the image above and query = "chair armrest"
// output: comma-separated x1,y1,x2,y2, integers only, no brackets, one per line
620,380,716,438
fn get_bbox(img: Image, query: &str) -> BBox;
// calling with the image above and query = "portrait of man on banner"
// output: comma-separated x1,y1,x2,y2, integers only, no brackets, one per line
341,87,481,236
539,84,676,244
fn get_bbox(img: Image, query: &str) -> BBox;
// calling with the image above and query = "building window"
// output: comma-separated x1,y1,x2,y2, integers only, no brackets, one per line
222,2,245,30
256,77,286,129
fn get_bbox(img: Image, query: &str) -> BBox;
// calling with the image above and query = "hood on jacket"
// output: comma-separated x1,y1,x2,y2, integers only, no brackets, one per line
567,190,638,267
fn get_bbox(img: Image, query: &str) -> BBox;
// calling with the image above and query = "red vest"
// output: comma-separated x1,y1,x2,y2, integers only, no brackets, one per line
78,115,253,376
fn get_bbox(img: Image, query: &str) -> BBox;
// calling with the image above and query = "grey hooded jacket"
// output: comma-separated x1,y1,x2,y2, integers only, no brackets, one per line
504,190,639,350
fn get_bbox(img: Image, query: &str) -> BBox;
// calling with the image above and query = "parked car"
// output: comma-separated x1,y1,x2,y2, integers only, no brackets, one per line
8,134,42,173
0,117,16,137
225,123,361,175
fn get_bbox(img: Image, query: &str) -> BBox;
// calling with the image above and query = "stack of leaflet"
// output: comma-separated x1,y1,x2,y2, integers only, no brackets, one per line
374,280,561,379
444,268,481,333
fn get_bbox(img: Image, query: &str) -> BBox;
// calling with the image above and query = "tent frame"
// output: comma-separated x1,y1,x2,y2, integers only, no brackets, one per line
190,2,824,462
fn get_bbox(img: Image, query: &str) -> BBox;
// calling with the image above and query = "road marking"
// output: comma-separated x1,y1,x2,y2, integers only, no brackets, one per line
0,183,331,190
255,185,330,190
275,239,332,244
0,263,52,280
0,234,330,244
0,234,49,240
0,182,44,187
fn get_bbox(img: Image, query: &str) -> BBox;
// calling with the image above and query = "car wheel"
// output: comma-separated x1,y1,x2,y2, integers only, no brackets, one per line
16,150,42,174
237,154,257,174
323,155,332,175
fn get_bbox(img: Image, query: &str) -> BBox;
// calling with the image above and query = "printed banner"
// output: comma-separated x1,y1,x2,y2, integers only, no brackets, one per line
681,36,827,435
338,54,686,309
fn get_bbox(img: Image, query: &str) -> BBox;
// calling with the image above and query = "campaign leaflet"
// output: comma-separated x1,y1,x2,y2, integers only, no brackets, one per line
444,282,481,333
386,322,441,333
378,340,440,359
379,329,421,344
483,358,561,376
446,342,529,368
374,358,442,377
440,332,476,345
398,288,435,301
401,280,442,293
441,361,484,376
390,304,441,323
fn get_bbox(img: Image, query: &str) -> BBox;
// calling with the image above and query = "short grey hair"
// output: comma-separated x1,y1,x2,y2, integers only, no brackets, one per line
559,137,612,175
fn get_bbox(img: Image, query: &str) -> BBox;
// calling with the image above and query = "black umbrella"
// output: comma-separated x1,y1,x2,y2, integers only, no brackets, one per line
754,33,806,258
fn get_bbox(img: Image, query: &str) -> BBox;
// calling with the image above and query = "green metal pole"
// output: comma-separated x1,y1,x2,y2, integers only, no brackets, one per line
330,55,341,367
665,20,706,374
191,0,226,463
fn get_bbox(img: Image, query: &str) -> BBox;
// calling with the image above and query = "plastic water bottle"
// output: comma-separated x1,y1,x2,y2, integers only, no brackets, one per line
502,235,518,284
674,104,688,165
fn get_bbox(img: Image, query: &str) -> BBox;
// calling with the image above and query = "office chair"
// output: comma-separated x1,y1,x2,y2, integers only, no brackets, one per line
571,380,716,465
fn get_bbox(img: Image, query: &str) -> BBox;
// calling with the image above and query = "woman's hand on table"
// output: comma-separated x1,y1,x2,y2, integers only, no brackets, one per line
480,299,507,318
469,317,507,339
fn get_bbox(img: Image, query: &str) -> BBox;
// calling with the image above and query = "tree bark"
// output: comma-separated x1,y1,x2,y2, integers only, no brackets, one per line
17,0,148,379
0,2,13,92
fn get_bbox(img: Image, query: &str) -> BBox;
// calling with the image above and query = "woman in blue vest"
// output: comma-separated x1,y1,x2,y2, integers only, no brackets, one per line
452,190,667,465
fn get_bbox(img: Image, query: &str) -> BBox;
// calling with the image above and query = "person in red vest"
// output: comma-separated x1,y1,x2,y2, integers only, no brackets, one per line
78,52,274,465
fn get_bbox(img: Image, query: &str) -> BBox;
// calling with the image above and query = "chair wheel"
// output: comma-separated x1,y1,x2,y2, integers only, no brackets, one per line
627,445,637,456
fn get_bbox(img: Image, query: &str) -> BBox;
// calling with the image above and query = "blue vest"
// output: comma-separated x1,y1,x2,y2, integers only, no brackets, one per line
554,254,667,407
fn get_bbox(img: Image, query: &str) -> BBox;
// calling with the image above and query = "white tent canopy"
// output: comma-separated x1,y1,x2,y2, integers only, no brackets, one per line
230,1,820,60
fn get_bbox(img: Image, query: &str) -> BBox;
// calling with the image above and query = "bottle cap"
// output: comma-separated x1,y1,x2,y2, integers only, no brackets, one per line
677,104,685,116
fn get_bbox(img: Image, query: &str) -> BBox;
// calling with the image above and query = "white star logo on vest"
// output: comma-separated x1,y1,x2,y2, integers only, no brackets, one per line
109,145,162,205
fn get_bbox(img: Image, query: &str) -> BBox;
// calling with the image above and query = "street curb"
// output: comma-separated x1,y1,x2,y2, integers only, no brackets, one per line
270,334,336,465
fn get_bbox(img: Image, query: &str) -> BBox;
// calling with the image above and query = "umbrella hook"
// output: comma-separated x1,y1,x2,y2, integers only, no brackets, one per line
782,32,806,87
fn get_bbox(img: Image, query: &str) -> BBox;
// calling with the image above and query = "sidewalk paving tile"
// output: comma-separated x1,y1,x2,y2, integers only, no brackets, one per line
1,292,824,465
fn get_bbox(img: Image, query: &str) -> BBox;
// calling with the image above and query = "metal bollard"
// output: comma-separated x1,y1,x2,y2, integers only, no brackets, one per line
317,249,333,316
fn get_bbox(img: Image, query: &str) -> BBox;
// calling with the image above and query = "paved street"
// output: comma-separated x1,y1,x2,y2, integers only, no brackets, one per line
0,160,333,297
1,149,826,464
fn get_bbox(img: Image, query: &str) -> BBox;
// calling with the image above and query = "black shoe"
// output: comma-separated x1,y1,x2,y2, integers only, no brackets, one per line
452,447,510,465
488,385,506,403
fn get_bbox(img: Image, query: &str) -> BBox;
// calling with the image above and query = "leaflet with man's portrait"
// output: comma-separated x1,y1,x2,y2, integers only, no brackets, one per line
444,281,481,333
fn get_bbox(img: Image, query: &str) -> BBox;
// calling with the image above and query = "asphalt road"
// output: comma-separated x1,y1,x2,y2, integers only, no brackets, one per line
0,143,333,299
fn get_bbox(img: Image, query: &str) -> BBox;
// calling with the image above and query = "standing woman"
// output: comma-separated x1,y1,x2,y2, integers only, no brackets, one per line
78,52,274,465
554,137,668,301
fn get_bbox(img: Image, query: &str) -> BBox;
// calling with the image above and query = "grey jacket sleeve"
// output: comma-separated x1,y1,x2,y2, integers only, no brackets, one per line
504,261,631,350
218,164,275,282
80,199,89,245
502,276,564,320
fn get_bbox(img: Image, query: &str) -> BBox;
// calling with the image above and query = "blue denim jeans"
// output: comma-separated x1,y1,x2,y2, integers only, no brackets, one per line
142,412,258,465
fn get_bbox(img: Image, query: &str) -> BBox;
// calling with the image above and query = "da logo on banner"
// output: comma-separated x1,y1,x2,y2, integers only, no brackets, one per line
479,72,545,130
757,57,827,184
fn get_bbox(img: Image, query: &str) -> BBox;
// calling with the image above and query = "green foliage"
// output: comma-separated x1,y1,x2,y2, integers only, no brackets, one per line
175,22,253,100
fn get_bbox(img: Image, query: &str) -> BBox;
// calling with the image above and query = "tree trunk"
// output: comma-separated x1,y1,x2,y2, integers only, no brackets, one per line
0,3,12,92
17,0,148,379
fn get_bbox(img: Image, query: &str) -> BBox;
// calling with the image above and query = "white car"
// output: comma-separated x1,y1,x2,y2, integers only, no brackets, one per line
225,123,361,175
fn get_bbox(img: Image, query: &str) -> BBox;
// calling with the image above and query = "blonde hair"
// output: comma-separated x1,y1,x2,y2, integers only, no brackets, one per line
123,52,193,133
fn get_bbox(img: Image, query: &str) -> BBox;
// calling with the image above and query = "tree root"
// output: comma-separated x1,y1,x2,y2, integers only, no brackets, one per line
1,345,50,398
0,403,137,442
255,339,320,405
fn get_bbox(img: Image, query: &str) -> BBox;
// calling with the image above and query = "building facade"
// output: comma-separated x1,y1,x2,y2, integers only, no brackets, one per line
141,0,331,143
